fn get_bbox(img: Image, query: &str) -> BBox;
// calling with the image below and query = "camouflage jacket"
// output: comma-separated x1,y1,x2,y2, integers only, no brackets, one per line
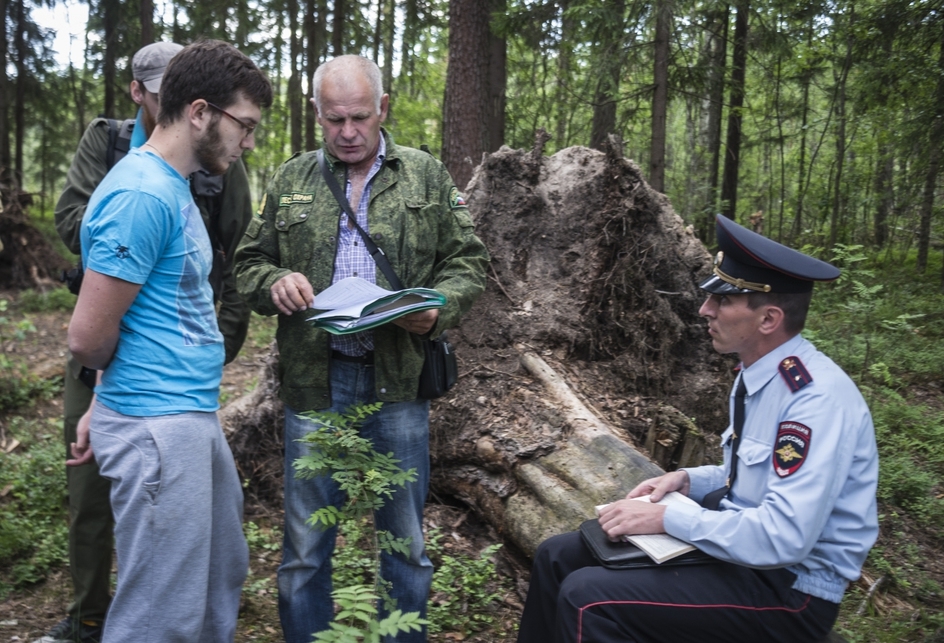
55,116,254,364
234,131,489,410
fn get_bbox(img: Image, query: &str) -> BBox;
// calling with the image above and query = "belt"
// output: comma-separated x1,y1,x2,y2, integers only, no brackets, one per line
331,350,374,364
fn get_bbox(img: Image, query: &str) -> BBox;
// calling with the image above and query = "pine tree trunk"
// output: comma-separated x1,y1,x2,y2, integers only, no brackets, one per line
0,0,9,182
140,0,154,46
332,0,345,55
304,0,322,151
589,0,625,151
719,0,749,221
702,5,728,240
289,0,303,154
555,0,575,149
14,0,26,186
441,0,490,189
486,0,506,153
382,0,395,93
829,8,853,249
649,0,671,193
102,0,118,118
917,27,944,273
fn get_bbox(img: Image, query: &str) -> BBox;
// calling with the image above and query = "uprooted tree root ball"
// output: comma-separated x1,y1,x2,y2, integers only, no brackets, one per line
224,137,735,555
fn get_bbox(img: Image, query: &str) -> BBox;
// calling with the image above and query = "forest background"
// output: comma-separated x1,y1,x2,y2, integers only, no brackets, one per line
2,0,944,641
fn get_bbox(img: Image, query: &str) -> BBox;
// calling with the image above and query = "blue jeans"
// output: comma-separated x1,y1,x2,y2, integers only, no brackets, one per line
278,360,433,643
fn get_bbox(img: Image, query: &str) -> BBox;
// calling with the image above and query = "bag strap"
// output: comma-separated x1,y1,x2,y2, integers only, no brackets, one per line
317,149,404,291
106,118,135,170
105,118,119,169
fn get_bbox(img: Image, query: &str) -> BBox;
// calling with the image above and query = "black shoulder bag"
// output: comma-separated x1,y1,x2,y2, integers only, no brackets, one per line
317,150,458,400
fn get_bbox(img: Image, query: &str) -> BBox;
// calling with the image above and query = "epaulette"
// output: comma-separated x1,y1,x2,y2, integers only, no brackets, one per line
778,356,812,393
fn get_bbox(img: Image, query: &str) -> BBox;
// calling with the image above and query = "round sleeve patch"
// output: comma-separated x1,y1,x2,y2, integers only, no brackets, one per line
774,421,811,478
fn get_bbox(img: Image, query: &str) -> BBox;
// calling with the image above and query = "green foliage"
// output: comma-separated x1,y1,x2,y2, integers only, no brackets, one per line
246,312,278,349
0,417,69,598
17,287,77,313
426,529,506,636
244,520,282,553
312,585,425,643
0,299,60,412
294,403,427,641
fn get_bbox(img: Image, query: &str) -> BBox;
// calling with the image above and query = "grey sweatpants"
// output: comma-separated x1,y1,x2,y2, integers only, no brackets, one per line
89,401,248,643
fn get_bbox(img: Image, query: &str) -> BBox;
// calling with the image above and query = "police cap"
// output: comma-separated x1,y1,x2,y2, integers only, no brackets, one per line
699,215,840,295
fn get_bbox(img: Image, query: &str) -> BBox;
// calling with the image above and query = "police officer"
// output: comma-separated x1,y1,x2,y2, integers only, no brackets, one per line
516,215,879,643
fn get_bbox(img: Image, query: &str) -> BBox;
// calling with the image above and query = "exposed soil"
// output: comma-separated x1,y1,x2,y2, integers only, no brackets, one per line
0,298,522,642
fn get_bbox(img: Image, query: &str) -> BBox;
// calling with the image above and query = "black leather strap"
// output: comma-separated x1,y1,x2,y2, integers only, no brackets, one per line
317,149,403,291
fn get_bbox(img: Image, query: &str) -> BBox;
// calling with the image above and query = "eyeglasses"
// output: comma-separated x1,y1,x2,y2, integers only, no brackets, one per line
206,101,257,138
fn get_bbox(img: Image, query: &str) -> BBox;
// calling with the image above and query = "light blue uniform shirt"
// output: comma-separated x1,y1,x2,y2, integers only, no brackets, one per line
664,334,878,603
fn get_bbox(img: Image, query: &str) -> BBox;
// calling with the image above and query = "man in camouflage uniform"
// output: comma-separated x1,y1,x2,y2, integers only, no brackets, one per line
235,55,488,643
44,42,253,643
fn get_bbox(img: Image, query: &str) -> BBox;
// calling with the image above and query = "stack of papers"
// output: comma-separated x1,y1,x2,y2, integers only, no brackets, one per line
595,492,700,563
306,277,446,335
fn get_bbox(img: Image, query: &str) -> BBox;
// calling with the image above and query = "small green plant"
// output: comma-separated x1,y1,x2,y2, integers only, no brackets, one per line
244,520,282,553
0,417,69,598
426,528,505,635
294,402,427,642
247,312,278,349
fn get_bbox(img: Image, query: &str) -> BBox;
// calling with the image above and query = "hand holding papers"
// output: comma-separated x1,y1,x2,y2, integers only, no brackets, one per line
306,277,446,335
595,492,700,564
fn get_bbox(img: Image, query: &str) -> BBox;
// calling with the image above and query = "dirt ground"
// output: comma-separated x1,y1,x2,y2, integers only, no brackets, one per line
0,301,524,642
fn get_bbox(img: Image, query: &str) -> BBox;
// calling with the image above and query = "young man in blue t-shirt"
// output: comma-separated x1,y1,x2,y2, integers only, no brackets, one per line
67,40,272,643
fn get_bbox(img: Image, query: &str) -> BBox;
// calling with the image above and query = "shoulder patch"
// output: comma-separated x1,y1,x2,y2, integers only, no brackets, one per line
774,421,811,478
278,193,314,207
778,356,812,393
449,186,467,209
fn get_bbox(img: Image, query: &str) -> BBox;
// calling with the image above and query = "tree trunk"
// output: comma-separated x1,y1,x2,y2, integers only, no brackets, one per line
140,0,154,46
719,0,748,220
871,24,896,249
441,0,490,189
103,0,118,118
304,0,323,151
702,5,729,240
829,7,853,249
486,0,506,153
401,0,419,98
792,17,814,239
0,0,9,183
223,141,731,555
555,0,575,149
649,0,671,193
14,0,26,186
332,0,345,55
917,27,944,273
289,0,303,154
589,0,625,151
382,0,395,94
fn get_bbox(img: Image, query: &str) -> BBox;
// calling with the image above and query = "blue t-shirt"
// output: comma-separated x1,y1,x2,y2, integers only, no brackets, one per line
81,148,224,415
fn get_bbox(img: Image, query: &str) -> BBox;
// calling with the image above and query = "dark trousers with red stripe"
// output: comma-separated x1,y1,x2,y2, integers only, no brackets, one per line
517,532,839,643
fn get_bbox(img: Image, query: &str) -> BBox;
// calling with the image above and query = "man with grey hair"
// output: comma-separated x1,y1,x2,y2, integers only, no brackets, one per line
236,54,489,642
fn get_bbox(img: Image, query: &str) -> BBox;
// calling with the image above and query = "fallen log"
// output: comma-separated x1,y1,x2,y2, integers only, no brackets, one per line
225,136,734,557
